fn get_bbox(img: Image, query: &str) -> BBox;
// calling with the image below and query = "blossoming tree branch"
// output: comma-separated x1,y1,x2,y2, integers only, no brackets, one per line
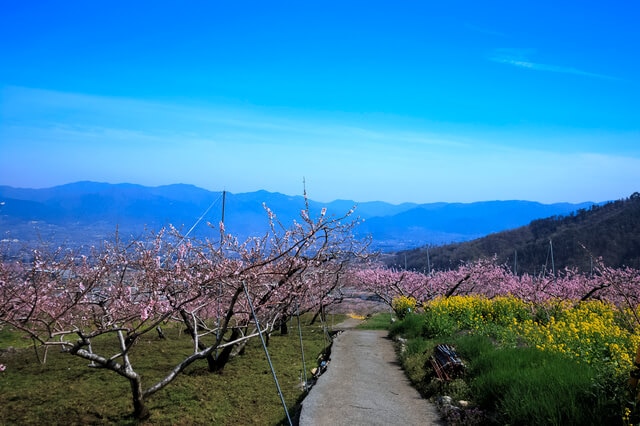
0,201,368,419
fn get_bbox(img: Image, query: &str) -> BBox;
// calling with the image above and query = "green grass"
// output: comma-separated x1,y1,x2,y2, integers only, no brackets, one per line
0,316,332,425
457,336,615,425
357,312,394,330
389,312,425,338
0,325,32,349
388,314,625,426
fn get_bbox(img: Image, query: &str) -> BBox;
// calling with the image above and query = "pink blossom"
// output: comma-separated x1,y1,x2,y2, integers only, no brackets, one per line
353,257,640,308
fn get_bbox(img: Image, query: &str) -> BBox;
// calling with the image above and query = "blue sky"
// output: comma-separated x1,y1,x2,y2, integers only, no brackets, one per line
1,1,639,204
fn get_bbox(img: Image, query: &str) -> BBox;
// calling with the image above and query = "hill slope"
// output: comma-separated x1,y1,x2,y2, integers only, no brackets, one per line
390,193,640,273
356,200,595,251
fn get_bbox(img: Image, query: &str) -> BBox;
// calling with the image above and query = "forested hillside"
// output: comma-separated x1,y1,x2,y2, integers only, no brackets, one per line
391,192,640,274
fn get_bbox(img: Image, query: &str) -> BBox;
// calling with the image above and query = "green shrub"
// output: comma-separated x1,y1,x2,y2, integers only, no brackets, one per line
443,378,471,402
422,309,458,338
450,333,496,359
407,338,430,354
389,312,425,339
402,347,430,382
392,295,417,320
397,338,435,397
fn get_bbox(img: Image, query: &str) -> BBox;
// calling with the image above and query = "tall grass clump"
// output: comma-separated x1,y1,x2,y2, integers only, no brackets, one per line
389,312,425,339
467,344,615,425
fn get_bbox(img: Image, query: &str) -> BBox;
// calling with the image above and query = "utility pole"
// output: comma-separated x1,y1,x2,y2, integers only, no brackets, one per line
221,190,226,227
216,190,226,359
549,239,556,278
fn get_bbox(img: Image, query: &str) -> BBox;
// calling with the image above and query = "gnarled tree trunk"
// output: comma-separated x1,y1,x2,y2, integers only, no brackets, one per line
130,374,150,420
179,309,217,371
279,314,289,335
211,328,241,373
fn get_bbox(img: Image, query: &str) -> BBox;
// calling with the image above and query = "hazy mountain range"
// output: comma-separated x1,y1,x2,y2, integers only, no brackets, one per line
0,181,598,252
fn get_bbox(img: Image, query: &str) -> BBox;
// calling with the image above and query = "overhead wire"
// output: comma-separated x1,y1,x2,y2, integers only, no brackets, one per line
176,192,224,248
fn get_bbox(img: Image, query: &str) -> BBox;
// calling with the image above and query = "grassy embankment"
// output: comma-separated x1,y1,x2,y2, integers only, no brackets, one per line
359,297,636,426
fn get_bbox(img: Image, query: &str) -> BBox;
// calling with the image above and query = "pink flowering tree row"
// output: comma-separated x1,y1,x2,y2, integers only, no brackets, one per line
0,202,368,420
354,256,640,309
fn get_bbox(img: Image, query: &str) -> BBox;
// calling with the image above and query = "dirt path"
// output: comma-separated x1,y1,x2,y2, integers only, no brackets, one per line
299,319,444,425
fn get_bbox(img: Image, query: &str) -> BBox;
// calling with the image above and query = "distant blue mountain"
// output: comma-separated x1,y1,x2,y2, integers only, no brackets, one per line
357,200,597,251
0,181,598,252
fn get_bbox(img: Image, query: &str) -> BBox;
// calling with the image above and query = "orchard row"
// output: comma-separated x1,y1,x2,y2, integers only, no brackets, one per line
2,201,639,419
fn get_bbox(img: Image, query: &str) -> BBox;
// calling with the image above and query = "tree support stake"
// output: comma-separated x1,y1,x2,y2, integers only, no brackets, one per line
242,280,292,426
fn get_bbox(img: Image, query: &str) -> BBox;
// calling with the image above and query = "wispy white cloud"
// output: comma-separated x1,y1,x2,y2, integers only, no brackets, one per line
490,48,620,81
0,86,474,199
0,86,470,150
2,86,638,203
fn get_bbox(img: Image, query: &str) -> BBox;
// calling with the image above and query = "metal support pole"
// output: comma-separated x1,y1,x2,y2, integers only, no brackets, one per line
242,281,292,426
296,300,309,391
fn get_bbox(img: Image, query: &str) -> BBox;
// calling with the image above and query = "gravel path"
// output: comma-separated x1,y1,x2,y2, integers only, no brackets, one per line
299,319,444,426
